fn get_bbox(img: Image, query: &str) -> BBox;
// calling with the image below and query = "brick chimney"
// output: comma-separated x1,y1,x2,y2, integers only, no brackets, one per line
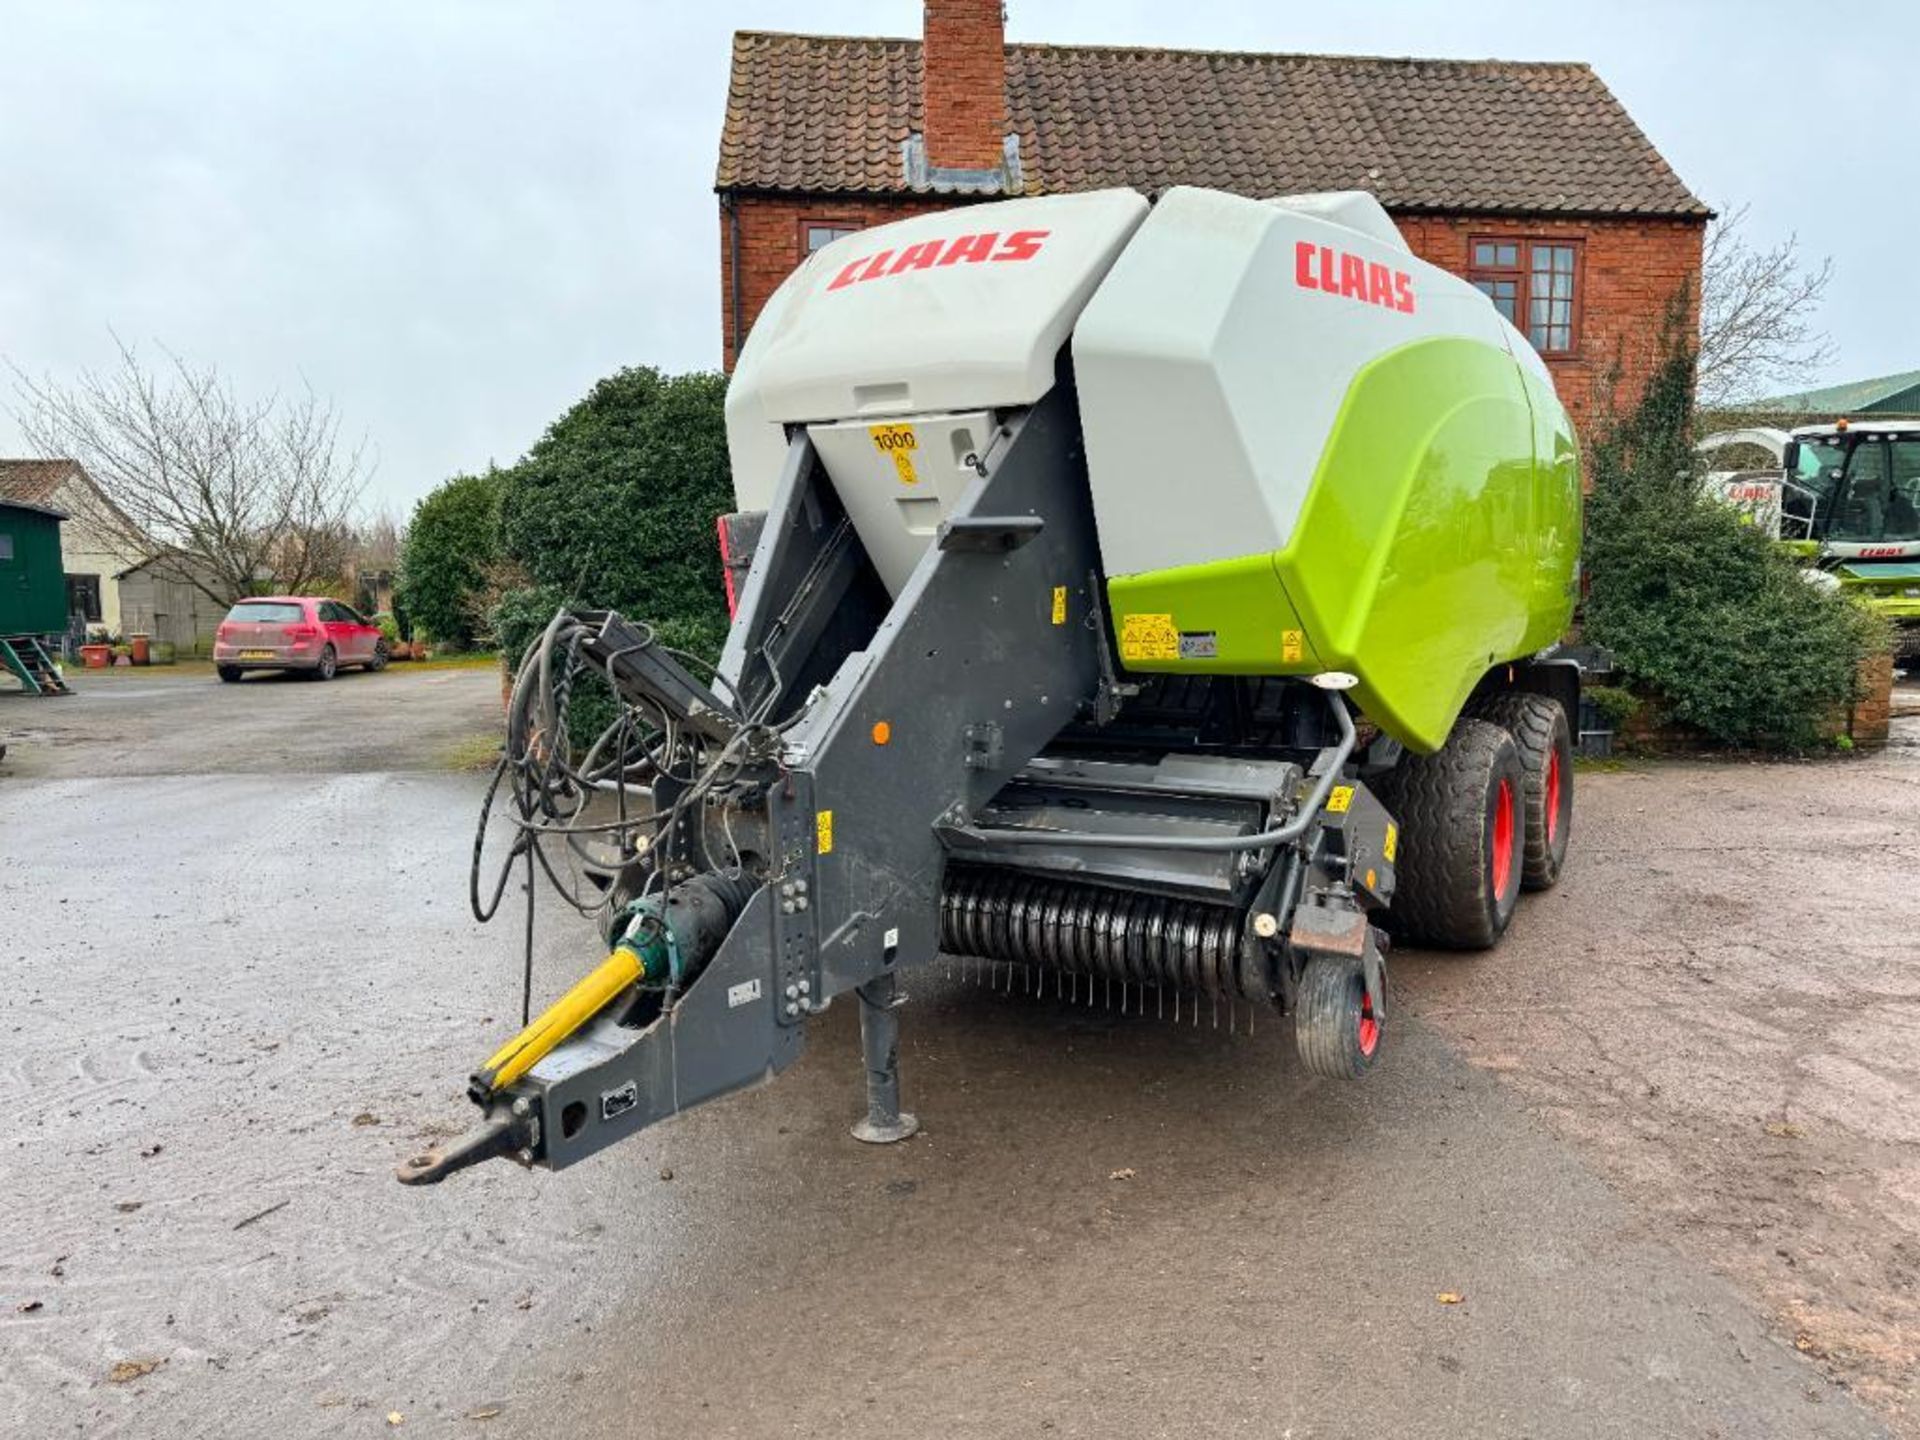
921,0,1008,173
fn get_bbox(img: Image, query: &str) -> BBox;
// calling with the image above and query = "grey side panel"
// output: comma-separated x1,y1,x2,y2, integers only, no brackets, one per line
785,388,1109,995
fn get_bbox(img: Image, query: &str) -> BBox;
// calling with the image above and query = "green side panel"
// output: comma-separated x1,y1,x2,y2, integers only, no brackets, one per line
1834,560,1920,581
1106,553,1324,673
1105,337,1580,754
0,507,69,635
1834,566,1920,621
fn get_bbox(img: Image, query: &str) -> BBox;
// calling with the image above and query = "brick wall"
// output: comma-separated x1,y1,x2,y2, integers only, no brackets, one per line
721,194,1705,432
1395,213,1705,428
1617,652,1895,753
721,193,958,367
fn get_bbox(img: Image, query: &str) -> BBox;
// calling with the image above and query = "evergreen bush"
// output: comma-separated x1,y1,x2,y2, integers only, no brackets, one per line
1583,318,1886,749
396,471,503,650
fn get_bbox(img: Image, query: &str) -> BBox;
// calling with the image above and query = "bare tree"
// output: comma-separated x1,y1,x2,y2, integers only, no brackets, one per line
10,337,370,606
354,510,403,575
1697,204,1835,410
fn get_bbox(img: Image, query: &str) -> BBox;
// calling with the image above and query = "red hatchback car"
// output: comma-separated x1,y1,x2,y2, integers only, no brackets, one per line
213,597,389,682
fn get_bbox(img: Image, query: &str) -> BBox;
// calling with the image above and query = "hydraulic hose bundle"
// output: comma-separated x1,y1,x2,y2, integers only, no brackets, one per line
459,610,770,1102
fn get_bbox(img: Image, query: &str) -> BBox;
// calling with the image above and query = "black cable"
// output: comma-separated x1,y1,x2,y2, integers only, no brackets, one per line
521,843,535,1026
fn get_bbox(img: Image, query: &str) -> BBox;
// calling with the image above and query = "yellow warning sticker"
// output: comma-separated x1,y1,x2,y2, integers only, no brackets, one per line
868,423,918,485
1281,629,1305,663
1383,822,1398,863
1326,785,1355,814
816,809,834,855
1119,613,1180,662
1051,586,1067,626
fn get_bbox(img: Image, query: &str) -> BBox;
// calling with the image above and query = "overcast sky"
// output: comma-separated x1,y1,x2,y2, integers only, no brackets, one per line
2,1,1910,515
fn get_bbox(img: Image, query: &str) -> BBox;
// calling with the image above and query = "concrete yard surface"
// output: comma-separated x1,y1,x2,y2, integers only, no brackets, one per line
0,669,1914,1438
0,660,503,779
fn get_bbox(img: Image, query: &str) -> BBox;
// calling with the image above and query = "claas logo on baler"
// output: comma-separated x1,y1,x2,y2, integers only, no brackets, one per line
826,230,1050,290
1294,240,1416,315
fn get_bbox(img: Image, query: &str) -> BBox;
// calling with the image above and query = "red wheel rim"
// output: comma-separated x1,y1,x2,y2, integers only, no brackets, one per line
1491,776,1516,900
1357,988,1379,1057
1544,747,1563,846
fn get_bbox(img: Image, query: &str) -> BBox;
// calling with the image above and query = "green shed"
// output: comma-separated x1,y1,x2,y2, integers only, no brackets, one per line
1745,368,1920,420
0,498,73,694
0,498,69,634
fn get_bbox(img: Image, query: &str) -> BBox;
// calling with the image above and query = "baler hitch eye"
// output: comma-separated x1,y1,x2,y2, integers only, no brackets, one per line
394,1113,520,1186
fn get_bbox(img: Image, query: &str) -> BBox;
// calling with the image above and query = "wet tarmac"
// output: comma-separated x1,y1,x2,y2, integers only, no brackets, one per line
0,669,1912,1438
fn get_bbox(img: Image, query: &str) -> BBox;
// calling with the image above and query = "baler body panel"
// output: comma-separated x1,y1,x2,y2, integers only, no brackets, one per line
725,189,1150,511
1072,187,1579,753
727,183,1578,749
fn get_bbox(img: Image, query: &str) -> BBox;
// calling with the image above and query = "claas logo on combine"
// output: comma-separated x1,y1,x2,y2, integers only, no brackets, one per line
826,230,1050,290
1294,240,1416,314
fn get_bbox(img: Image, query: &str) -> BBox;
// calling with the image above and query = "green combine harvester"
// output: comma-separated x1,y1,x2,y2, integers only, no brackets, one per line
402,185,1584,1184
1701,420,1920,655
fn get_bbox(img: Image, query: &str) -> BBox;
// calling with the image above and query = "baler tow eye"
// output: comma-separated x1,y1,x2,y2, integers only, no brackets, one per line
395,1114,517,1186
395,943,654,1185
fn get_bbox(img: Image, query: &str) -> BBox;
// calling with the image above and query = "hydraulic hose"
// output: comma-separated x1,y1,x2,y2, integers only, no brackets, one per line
469,943,651,1103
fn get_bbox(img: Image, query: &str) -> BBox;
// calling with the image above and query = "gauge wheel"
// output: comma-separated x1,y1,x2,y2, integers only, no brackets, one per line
1294,954,1380,1080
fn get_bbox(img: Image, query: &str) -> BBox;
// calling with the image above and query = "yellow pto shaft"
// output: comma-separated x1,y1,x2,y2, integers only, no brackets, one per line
469,945,644,1102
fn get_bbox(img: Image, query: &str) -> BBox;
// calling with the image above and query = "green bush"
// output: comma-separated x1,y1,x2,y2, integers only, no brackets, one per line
397,471,503,650
373,611,402,649
497,366,733,663
1583,326,1886,750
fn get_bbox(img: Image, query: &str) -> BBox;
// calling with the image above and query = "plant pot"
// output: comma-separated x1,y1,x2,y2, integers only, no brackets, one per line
80,644,111,669
129,633,152,665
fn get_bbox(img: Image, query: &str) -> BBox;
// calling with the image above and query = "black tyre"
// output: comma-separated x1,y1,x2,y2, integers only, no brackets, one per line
313,645,337,681
217,665,242,684
1467,692,1573,891
1294,955,1380,1080
1377,716,1524,949
367,640,390,672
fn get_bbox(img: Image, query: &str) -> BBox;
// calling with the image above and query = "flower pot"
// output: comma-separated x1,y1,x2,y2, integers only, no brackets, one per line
129,633,152,665
80,644,111,669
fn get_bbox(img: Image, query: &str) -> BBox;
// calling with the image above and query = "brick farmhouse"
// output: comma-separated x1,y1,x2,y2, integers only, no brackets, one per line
715,1,1710,429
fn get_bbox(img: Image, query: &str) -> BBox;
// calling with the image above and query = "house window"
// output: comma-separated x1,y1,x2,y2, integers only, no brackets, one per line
801,220,862,259
0,532,12,561
1469,238,1581,355
66,574,103,623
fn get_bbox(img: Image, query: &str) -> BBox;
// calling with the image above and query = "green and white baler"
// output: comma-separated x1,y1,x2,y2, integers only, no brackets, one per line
403,185,1584,1184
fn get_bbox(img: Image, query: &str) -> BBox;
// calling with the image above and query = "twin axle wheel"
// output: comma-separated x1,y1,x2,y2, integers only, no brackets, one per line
1379,694,1572,952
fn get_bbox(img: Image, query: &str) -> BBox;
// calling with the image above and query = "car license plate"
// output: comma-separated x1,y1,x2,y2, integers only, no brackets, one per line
239,649,275,660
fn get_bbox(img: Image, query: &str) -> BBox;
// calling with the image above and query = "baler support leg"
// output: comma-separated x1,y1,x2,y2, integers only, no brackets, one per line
851,972,919,1144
